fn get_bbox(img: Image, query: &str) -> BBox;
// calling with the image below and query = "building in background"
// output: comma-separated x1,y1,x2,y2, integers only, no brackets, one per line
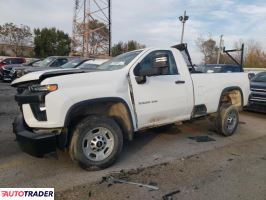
0,43,34,57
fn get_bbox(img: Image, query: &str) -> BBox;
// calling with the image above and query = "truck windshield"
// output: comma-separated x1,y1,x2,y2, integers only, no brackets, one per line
97,50,142,71
61,58,84,69
38,57,56,67
252,72,266,82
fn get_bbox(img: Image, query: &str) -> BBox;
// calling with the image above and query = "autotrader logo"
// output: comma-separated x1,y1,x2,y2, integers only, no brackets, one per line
0,188,54,200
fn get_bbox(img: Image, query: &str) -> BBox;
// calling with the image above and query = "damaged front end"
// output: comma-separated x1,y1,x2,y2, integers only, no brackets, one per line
13,115,57,157
12,81,63,157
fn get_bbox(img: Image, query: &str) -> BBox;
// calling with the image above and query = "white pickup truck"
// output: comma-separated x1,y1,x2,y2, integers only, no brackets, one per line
12,44,250,170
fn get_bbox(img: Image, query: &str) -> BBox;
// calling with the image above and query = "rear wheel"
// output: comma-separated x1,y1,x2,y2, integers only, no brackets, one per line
69,116,123,170
216,105,239,136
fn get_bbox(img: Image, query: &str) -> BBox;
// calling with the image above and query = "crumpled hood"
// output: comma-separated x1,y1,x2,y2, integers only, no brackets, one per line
24,66,56,73
40,69,128,97
12,66,32,71
11,68,86,86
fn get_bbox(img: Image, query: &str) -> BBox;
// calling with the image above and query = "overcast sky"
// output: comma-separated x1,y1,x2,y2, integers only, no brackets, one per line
0,0,265,63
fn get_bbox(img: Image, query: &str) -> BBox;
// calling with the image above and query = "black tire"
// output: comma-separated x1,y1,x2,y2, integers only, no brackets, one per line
216,105,239,137
69,115,123,171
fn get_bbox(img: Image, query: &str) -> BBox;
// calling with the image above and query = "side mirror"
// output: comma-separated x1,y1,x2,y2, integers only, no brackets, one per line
248,73,255,80
2,61,7,64
134,55,169,84
135,66,163,84
135,76,146,84
139,67,161,77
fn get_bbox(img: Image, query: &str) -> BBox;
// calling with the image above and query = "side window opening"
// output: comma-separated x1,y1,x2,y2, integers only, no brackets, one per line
51,58,68,67
168,52,178,75
12,58,23,64
134,50,178,76
4,59,12,64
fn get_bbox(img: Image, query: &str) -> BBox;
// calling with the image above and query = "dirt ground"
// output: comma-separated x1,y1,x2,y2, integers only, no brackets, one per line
0,82,266,200
57,136,266,200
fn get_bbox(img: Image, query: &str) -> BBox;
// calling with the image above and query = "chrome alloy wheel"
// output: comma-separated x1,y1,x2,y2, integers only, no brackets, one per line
82,127,115,161
224,110,237,133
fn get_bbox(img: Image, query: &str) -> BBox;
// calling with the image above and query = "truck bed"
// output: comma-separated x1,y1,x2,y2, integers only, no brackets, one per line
191,72,250,114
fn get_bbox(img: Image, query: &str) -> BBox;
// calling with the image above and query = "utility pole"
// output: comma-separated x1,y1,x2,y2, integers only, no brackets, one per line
82,0,87,57
217,34,223,64
71,0,112,57
179,10,189,44
108,0,111,56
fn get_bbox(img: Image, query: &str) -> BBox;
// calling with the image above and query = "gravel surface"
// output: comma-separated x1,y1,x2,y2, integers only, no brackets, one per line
0,82,265,200
57,136,266,200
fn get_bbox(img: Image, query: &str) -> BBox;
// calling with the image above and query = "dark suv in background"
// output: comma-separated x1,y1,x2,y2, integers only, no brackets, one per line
247,71,266,113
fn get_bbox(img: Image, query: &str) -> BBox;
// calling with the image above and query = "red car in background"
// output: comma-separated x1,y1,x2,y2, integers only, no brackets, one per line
0,57,26,68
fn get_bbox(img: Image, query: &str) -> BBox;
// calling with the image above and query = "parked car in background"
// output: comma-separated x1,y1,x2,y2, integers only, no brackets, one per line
201,64,244,73
0,57,27,79
11,56,75,79
25,56,74,72
59,58,90,69
1,59,41,81
247,71,266,112
10,58,105,81
78,59,109,70
0,57,26,69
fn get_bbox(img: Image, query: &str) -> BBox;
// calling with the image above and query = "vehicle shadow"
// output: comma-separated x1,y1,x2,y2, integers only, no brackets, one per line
117,125,183,165
243,110,266,117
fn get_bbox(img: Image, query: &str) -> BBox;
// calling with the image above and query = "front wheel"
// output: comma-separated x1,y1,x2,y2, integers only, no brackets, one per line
216,105,239,137
69,116,123,170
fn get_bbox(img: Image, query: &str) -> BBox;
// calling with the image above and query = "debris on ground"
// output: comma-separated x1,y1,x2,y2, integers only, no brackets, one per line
192,185,199,190
148,181,158,187
55,136,266,200
106,176,159,191
162,189,180,200
208,128,217,133
260,156,266,161
230,153,241,156
188,135,216,142
0,112,7,116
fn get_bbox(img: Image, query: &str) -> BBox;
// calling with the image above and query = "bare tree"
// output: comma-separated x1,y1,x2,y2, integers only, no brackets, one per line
196,35,218,64
0,23,32,56
245,40,266,68
112,40,145,56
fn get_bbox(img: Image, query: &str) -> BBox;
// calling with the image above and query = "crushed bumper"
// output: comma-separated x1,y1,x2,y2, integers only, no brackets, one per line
13,115,57,157
3,77,11,81
2,69,12,81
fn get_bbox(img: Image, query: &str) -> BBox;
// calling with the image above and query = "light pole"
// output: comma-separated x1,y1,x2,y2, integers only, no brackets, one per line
217,35,223,64
179,10,189,44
